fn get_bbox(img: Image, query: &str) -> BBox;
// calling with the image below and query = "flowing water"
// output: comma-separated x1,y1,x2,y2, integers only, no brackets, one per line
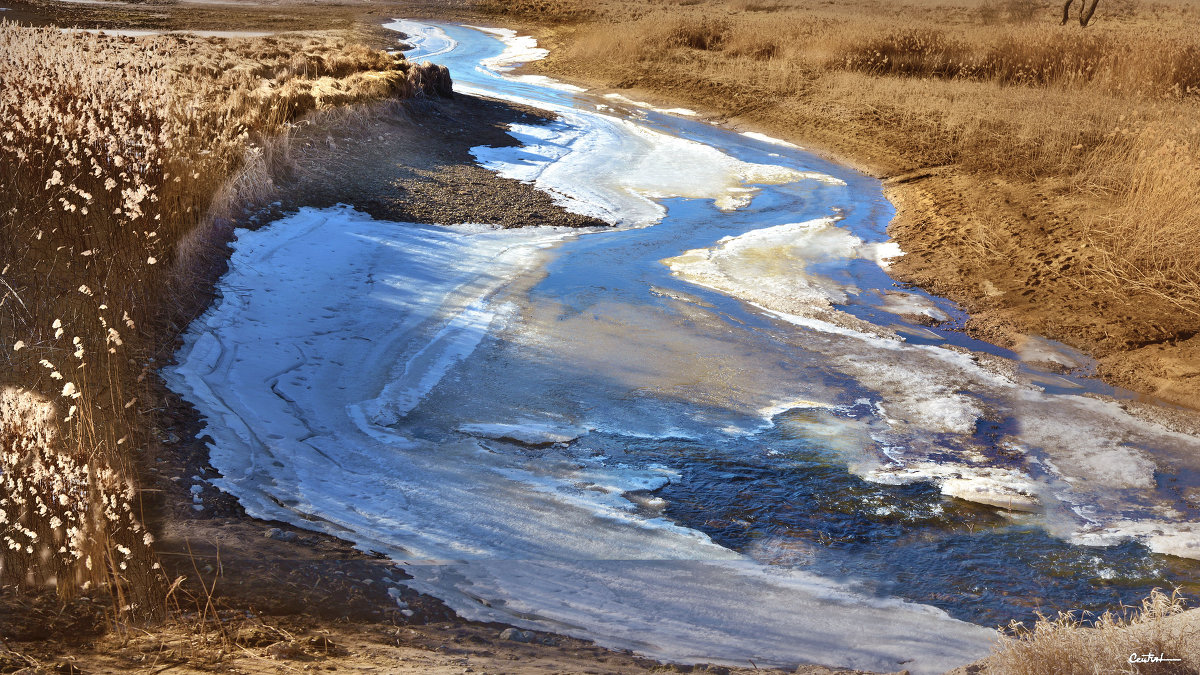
167,21,1200,673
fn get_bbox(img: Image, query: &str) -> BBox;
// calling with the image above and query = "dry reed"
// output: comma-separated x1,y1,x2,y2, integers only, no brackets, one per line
0,22,450,616
991,589,1200,674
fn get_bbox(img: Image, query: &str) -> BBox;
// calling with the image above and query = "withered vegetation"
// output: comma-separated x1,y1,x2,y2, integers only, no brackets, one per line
0,22,449,615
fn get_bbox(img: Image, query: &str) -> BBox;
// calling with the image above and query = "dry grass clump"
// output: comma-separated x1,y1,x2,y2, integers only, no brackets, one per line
477,0,595,23
0,22,449,616
1088,122,1200,316
662,16,731,51
838,25,1200,97
0,388,154,610
979,0,1046,24
991,589,1200,674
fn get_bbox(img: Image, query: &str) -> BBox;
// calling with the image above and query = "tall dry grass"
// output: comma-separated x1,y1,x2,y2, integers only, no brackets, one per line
0,23,450,617
991,589,1200,674
528,0,1200,316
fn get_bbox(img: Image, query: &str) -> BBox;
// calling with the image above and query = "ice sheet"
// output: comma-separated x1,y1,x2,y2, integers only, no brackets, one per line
403,559,992,671
472,116,836,227
386,19,458,60
666,218,871,311
167,205,996,673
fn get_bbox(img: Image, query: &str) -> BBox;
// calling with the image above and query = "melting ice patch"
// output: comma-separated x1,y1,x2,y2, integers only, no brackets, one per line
663,217,896,328
665,216,1200,552
878,291,950,323
741,130,802,149
603,92,697,116
466,25,548,69
463,25,587,92
1012,334,1085,370
473,115,838,227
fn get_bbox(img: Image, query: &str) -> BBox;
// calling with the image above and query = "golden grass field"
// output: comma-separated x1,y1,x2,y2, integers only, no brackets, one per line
486,0,1200,408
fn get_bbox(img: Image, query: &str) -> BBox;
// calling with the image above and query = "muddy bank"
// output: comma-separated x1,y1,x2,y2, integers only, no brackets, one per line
248,95,605,229
884,172,1200,410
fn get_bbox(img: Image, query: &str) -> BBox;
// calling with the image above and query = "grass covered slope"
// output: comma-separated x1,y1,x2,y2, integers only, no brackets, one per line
489,0,1200,408
0,22,450,610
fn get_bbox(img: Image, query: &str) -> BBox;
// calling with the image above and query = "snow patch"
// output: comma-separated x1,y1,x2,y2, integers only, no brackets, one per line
740,131,802,149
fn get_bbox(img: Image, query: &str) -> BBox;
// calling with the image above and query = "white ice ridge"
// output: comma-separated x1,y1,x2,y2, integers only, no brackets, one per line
167,205,995,674
604,92,698,117
472,117,841,228
663,218,901,327
457,421,586,446
385,19,458,60
741,131,803,149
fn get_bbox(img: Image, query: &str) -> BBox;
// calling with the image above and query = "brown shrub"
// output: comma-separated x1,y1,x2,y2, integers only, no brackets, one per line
991,589,1200,674
840,29,972,78
664,16,731,50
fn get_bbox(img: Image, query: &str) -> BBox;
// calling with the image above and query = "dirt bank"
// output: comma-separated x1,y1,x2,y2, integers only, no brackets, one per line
243,96,605,229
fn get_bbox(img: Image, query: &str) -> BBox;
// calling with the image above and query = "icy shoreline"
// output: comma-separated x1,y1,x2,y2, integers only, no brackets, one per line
166,204,996,673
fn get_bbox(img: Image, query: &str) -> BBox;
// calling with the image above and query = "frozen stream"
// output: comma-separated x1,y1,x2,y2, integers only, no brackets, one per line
168,21,1200,673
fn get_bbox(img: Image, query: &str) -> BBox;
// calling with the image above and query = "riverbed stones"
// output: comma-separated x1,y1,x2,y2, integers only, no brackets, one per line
264,527,298,542
498,628,535,643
